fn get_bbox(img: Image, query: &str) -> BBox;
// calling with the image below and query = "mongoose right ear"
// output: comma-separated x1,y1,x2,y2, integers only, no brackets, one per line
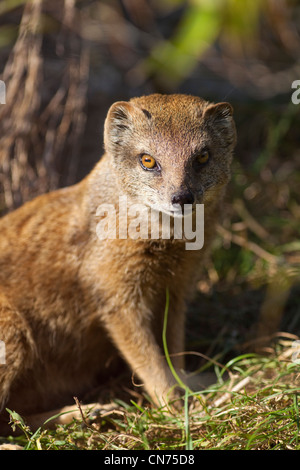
104,101,136,152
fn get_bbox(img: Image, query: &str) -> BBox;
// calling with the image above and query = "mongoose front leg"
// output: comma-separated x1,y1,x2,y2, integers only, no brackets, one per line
102,305,181,407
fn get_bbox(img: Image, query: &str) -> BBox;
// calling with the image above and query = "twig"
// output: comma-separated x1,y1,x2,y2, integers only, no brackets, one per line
212,376,252,408
217,225,278,265
233,199,270,240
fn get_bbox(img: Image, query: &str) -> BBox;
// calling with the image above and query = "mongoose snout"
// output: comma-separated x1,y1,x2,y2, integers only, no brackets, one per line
171,189,195,208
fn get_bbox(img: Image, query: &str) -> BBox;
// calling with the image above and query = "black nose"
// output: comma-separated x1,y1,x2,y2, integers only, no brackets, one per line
171,190,194,207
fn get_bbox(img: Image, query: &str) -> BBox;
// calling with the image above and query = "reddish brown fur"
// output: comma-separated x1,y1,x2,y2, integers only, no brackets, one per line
0,94,236,434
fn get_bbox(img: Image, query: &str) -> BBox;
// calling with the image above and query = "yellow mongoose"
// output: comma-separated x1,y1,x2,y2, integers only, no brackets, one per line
0,94,236,433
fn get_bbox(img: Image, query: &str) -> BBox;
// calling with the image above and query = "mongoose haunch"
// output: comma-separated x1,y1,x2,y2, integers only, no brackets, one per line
0,94,236,433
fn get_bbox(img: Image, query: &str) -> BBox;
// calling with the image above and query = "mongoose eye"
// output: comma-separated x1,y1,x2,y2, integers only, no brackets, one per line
193,149,210,171
197,149,210,164
140,154,157,170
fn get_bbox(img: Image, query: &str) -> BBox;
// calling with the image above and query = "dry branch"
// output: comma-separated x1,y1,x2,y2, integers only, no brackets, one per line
0,0,89,213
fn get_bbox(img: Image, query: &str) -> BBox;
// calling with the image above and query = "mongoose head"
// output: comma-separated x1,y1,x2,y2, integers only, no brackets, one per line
104,94,236,215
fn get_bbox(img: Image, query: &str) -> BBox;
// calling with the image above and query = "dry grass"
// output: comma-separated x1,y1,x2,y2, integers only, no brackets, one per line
0,0,89,213
2,338,299,450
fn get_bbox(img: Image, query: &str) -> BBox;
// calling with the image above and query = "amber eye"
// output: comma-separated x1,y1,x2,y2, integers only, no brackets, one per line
197,149,210,164
140,154,157,170
193,149,210,172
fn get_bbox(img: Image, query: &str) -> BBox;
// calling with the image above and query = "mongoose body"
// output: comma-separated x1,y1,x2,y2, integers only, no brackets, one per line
0,94,236,433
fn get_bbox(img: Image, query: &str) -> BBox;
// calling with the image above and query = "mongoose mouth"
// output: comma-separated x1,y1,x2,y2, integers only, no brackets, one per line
149,202,195,218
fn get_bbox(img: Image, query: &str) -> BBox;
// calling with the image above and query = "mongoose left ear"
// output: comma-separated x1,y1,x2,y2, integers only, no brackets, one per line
203,102,233,124
204,102,236,146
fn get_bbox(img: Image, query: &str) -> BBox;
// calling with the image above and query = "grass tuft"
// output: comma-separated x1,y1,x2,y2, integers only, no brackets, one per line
2,339,299,450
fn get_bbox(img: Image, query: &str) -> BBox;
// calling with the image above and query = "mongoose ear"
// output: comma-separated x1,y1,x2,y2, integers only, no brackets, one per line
104,101,135,139
203,102,233,124
104,101,148,153
203,102,236,145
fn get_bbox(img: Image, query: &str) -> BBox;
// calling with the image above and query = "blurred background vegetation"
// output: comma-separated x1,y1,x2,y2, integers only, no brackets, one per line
0,0,299,362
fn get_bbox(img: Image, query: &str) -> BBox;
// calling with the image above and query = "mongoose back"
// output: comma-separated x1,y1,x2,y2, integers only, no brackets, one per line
0,94,236,433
